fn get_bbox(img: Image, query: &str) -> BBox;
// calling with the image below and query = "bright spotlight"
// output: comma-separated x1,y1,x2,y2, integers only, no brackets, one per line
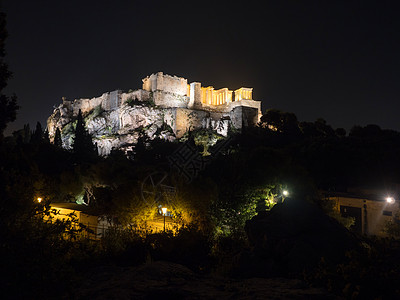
283,190,289,197
161,207,167,215
37,197,42,203
386,197,395,204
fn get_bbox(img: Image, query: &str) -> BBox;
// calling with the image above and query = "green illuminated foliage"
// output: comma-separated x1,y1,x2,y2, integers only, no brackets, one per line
193,129,223,156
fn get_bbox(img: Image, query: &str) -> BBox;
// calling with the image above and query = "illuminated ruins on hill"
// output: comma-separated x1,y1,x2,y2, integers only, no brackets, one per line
47,72,262,155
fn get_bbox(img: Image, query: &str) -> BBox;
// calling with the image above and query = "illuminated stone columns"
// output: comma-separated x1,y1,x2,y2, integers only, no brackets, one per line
201,86,214,105
214,88,233,105
200,87,233,105
234,87,253,101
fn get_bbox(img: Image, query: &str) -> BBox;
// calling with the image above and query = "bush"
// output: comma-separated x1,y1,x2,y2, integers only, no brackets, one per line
146,224,213,273
304,238,400,299
0,204,90,298
100,226,147,266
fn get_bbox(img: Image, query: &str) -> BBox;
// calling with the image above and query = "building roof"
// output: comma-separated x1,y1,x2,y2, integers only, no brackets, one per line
51,202,93,213
323,191,392,202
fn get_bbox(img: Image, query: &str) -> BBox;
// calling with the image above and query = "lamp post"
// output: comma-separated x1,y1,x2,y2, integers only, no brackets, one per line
161,207,167,232
386,196,395,204
278,190,289,203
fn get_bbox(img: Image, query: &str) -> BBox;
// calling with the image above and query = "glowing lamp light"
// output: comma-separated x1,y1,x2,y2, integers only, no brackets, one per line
386,197,395,204
161,207,168,232
161,207,167,215
282,190,289,197
37,197,42,203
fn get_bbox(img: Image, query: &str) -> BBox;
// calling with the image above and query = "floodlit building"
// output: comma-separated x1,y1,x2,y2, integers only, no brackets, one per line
50,202,176,236
50,203,111,239
325,191,399,237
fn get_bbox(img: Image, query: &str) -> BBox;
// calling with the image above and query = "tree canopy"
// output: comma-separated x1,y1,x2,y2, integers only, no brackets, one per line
0,11,18,140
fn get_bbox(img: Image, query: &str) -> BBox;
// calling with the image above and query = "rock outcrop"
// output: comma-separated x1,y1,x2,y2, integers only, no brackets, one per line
48,100,176,156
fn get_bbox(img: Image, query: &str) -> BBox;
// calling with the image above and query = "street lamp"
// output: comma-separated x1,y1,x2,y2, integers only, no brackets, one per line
386,196,395,204
282,190,289,197
37,197,43,203
161,207,167,232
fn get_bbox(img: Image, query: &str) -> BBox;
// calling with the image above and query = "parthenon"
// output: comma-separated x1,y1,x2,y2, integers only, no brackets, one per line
197,86,253,106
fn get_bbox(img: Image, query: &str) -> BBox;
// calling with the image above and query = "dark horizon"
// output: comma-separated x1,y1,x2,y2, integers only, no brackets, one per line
3,0,400,135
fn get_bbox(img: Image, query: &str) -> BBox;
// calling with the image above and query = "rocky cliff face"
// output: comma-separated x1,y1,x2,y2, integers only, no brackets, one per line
47,99,176,156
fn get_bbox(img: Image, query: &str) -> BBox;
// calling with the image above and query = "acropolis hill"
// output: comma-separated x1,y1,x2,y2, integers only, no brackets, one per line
47,72,262,155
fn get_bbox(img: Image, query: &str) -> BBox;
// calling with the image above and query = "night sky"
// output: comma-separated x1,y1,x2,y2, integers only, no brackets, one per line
3,0,400,135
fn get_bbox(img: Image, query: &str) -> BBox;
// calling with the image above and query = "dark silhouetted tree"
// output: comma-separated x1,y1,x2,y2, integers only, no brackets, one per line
260,109,300,136
299,118,335,138
349,124,382,138
30,121,43,144
314,118,335,137
43,129,50,144
54,127,62,147
0,10,18,140
335,127,346,137
72,109,97,159
23,123,31,143
12,123,30,144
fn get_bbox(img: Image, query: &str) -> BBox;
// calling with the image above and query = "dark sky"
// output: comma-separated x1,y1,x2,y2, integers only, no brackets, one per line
3,0,400,135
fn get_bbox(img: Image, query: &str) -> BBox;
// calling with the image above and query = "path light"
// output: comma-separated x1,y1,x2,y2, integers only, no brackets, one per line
386,196,395,204
276,189,289,204
161,207,167,232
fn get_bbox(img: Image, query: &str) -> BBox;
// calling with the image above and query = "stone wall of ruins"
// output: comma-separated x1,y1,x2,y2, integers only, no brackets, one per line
142,72,188,108
120,89,151,105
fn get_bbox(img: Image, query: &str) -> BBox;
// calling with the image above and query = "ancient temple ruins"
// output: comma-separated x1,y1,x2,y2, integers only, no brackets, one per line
47,72,262,155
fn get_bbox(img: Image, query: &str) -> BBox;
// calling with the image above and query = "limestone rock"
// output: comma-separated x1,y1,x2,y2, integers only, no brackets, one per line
47,101,176,155
119,105,163,133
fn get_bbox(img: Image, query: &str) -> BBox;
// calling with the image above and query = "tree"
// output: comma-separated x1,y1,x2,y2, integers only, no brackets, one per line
259,109,300,136
299,118,335,138
0,10,18,140
314,118,335,137
30,121,43,144
23,123,31,143
349,124,382,138
43,129,50,144
335,127,346,137
54,127,62,148
72,109,97,160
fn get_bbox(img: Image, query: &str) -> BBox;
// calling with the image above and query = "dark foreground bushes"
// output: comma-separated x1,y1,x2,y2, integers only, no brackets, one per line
98,224,213,272
2,223,215,298
304,237,400,299
4,212,400,300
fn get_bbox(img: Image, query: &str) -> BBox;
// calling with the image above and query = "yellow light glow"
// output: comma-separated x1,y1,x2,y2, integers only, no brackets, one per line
37,197,42,203
161,207,167,215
